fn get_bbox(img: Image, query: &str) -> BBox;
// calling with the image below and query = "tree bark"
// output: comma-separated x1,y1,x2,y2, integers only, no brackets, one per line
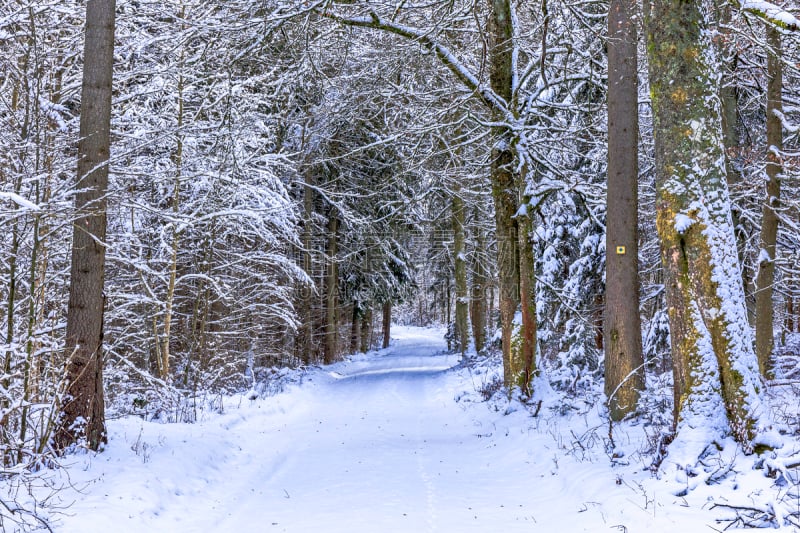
452,187,469,355
350,304,361,354
445,280,451,335
382,301,391,349
516,190,537,394
55,0,116,452
360,307,372,352
487,0,535,391
491,143,519,387
323,213,339,364
604,0,644,420
470,226,488,353
754,27,783,378
646,0,765,457
296,178,315,364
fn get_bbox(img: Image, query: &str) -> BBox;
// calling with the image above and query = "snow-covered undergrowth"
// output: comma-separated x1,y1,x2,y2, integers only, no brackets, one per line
6,326,800,531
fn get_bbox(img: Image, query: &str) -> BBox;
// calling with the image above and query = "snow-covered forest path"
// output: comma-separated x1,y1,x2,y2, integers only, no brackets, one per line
52,327,721,532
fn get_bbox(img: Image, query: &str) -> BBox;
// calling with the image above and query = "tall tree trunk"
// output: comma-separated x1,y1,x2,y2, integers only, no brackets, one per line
3,79,23,420
296,178,315,364
492,151,518,388
604,0,644,420
516,190,537,394
19,185,43,461
488,279,495,338
382,301,391,349
452,187,469,355
323,213,339,364
55,0,116,452
470,226,488,353
360,307,372,353
350,304,361,354
3,197,19,414
160,49,185,382
487,0,534,390
445,280,451,335
646,0,765,458
754,27,783,378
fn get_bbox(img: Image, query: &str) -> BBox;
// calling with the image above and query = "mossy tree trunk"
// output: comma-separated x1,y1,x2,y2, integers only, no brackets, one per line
490,137,519,387
646,0,765,457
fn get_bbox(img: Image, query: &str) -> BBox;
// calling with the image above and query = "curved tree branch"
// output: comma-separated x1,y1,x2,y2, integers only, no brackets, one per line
315,8,511,118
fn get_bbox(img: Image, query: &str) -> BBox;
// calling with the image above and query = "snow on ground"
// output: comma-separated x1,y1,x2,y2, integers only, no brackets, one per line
23,326,800,531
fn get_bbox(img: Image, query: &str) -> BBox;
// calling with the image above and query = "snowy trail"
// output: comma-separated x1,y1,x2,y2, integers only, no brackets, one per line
50,326,725,532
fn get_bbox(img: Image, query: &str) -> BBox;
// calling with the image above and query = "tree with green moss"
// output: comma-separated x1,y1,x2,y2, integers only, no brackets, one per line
645,0,776,463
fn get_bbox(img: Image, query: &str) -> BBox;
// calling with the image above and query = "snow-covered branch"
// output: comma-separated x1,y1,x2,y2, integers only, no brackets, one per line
0,192,41,212
315,8,510,117
740,0,800,30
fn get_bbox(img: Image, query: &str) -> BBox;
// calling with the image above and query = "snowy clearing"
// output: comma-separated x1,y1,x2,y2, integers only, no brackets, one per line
24,326,800,532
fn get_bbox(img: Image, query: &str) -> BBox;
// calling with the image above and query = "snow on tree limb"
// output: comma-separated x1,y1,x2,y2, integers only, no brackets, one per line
740,0,800,30
316,9,510,118
0,192,41,212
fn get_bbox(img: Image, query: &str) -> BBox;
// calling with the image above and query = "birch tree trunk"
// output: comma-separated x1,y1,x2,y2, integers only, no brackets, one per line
604,0,644,420
55,0,116,452
646,0,765,459
754,27,782,378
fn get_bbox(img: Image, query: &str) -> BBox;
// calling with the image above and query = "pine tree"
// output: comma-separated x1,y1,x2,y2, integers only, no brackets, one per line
55,0,116,451
605,0,644,420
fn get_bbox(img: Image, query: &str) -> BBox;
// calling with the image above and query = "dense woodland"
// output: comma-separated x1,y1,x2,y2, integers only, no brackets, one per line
1,0,800,486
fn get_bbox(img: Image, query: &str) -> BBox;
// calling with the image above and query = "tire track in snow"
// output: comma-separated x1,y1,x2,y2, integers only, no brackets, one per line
57,327,459,533
415,377,440,533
